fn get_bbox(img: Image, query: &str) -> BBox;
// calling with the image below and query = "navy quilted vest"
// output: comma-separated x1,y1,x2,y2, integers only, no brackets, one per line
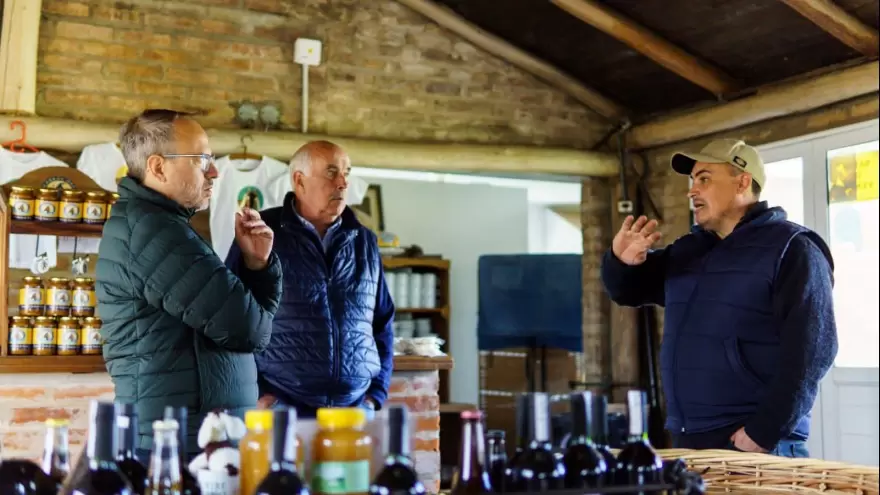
660,207,811,439
256,194,382,408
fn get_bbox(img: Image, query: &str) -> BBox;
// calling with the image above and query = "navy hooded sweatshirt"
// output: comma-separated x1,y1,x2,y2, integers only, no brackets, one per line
601,202,838,450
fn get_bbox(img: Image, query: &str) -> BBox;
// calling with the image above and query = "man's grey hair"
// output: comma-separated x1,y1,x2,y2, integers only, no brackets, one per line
289,140,342,175
118,109,191,180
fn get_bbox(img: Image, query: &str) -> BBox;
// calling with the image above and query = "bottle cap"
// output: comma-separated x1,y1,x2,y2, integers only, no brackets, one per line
45,418,70,427
317,407,366,429
245,409,274,430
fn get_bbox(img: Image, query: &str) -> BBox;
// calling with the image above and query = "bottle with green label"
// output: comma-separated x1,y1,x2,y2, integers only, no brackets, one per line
311,407,373,495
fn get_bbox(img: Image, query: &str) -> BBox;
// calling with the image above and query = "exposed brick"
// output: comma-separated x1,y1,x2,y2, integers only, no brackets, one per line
11,407,82,425
43,0,90,17
414,438,440,452
113,29,173,47
0,387,48,400
415,415,440,432
91,3,145,24
54,20,114,41
53,385,115,401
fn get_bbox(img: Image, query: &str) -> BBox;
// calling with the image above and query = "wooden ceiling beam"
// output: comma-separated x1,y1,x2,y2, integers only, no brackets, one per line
627,61,880,150
0,0,43,114
551,0,741,97
779,0,879,57
394,0,628,123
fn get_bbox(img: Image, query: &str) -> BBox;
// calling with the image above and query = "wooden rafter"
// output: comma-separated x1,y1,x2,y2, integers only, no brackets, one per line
551,0,741,97
627,61,880,149
779,0,879,57
0,0,44,114
394,0,628,123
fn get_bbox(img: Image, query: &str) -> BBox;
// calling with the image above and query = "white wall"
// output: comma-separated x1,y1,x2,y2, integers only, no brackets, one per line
528,205,583,254
368,177,530,405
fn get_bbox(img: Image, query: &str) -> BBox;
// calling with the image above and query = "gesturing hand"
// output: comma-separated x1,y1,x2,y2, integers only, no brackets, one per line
612,215,662,266
235,207,273,271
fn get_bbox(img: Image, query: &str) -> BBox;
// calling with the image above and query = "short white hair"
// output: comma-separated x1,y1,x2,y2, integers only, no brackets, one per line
289,140,344,175
118,109,191,179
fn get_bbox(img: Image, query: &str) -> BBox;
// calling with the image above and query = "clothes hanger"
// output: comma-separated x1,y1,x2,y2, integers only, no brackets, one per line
228,134,261,160
1,120,40,153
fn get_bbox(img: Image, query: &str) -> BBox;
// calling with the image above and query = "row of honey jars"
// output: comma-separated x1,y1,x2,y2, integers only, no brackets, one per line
9,186,118,224
20,276,96,318
8,315,102,356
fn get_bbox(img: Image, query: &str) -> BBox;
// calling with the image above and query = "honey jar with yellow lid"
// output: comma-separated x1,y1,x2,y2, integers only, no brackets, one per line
19,276,45,317
72,277,96,317
83,191,108,225
81,317,103,355
33,316,57,356
9,186,36,221
60,189,84,223
9,316,33,355
36,188,61,222
46,277,72,317
57,317,81,356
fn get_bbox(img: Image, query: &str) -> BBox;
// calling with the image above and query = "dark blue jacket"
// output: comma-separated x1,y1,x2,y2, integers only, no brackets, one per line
601,203,837,450
225,193,395,412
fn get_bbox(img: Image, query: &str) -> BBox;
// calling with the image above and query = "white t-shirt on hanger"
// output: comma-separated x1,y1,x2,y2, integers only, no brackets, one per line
209,155,290,260
0,148,67,269
60,142,128,255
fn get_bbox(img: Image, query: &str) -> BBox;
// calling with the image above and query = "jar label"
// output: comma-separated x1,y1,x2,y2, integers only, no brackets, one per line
82,326,102,351
9,326,32,348
34,324,55,349
72,288,95,309
36,199,59,219
60,200,82,221
19,287,44,308
48,288,71,309
11,198,34,218
84,202,106,223
311,461,370,494
57,327,80,349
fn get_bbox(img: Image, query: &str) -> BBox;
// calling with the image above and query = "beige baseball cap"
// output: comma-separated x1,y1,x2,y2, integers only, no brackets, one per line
671,138,765,189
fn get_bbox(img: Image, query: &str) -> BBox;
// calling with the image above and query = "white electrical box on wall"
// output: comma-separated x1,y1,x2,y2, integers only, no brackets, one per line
294,38,323,66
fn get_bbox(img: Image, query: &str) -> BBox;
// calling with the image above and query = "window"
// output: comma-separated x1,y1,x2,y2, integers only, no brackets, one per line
762,157,805,225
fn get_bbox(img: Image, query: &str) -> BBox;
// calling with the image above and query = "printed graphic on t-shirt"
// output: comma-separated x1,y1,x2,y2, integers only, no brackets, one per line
238,186,265,210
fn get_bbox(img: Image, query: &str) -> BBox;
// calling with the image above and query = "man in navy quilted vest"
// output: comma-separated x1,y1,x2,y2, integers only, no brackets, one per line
225,140,395,418
601,138,838,458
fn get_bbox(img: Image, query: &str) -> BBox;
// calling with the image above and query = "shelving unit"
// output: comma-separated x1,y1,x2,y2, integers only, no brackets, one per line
382,256,452,403
0,166,109,374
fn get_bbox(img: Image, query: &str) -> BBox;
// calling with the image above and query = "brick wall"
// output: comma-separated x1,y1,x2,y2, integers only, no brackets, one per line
1,370,442,492
37,0,610,149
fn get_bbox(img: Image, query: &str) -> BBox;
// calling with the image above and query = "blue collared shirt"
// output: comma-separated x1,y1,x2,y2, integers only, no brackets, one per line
294,207,342,252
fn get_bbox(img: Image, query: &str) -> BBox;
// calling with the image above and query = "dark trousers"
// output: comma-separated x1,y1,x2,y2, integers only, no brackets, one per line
672,425,810,458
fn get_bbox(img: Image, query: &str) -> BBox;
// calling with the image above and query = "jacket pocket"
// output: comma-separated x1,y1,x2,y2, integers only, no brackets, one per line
724,337,765,388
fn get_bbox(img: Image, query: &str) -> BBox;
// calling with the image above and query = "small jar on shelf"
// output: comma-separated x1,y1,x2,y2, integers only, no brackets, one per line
59,189,84,223
19,276,45,317
57,317,81,356
36,188,61,222
46,277,72,317
9,186,36,221
81,317,102,355
33,316,58,356
72,277,96,317
9,316,33,355
83,191,108,225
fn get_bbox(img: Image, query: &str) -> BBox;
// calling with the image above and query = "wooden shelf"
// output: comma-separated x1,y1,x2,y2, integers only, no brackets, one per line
396,307,449,318
0,354,106,374
10,220,104,237
393,355,454,371
382,257,450,270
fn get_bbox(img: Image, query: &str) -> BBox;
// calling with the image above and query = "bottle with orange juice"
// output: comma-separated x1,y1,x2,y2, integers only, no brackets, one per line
311,408,373,495
240,409,273,495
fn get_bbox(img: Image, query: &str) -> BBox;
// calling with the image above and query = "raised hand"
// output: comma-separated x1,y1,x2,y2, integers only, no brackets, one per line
612,215,662,266
235,207,274,271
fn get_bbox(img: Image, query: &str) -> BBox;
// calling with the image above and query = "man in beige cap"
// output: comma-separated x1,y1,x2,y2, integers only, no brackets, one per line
601,138,837,458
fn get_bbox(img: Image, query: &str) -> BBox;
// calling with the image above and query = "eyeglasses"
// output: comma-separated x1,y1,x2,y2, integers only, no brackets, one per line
162,153,215,172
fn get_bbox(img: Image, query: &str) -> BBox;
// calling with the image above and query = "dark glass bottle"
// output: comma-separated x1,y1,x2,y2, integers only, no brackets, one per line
485,430,507,493
1,440,56,495
450,410,492,495
616,390,663,494
146,419,182,495
64,400,136,495
562,392,607,489
591,394,619,486
117,403,148,495
369,405,425,495
256,407,309,495
163,407,201,495
41,417,72,491
505,393,565,493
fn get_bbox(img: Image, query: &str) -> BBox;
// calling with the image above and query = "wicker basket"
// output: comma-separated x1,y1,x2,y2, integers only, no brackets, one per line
657,449,879,494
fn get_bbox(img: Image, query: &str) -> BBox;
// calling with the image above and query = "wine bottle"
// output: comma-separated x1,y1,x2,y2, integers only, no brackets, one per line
562,392,607,489
485,430,507,493
163,407,201,495
41,417,72,490
147,420,182,495
117,403,148,495
616,390,663,494
1,439,56,495
591,394,619,486
505,393,565,493
450,410,492,495
64,400,136,495
256,407,309,495
369,405,426,495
